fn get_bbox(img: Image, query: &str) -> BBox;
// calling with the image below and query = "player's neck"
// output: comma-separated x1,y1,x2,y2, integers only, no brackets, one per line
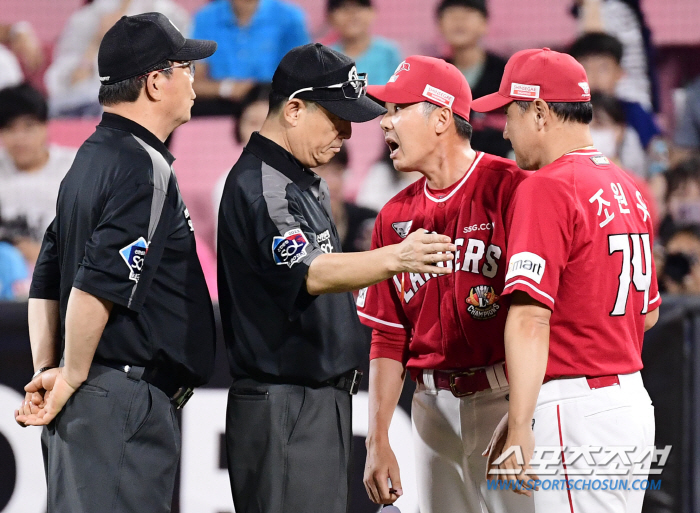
539,124,594,169
422,140,477,190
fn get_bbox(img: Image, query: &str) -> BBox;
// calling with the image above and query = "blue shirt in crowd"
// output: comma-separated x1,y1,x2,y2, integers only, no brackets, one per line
0,241,28,300
621,99,661,148
332,37,402,86
192,0,310,82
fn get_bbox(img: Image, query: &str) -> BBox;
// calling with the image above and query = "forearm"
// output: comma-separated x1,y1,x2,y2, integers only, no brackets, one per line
27,298,61,372
367,357,406,445
306,247,399,295
505,303,550,431
63,287,113,387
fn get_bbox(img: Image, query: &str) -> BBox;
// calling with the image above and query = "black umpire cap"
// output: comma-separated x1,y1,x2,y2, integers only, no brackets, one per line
272,43,386,123
98,12,217,85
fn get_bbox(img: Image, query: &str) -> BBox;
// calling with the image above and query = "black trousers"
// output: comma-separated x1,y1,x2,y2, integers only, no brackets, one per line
226,378,353,513
42,364,181,513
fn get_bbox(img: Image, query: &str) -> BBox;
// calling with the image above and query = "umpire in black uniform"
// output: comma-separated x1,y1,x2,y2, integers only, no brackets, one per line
14,13,217,513
218,43,456,513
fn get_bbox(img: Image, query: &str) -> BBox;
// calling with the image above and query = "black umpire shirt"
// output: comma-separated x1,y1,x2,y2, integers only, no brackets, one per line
29,113,216,387
218,132,368,384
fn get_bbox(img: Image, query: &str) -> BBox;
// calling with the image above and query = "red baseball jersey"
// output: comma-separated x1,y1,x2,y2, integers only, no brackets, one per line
502,148,661,381
357,152,530,378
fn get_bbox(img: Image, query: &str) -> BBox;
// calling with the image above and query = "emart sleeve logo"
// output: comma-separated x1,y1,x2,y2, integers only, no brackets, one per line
506,252,546,283
272,228,309,268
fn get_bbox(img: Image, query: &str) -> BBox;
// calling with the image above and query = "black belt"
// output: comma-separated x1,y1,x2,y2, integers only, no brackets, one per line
98,362,194,409
243,369,363,395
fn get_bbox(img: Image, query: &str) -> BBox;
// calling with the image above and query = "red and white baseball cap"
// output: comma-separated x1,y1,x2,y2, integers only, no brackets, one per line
366,55,472,121
471,48,591,113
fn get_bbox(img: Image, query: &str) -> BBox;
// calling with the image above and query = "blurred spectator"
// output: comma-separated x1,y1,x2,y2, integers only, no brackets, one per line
569,32,661,152
661,226,700,294
328,0,402,86
314,146,377,252
673,76,700,164
356,143,421,212
45,0,190,117
212,84,271,217
0,21,44,88
0,84,77,264
191,0,309,115
572,0,657,111
590,92,646,177
436,0,511,157
658,157,700,244
0,236,29,300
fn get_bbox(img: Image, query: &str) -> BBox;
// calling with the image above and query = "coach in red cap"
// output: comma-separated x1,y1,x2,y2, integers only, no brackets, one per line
359,55,534,513
475,49,660,513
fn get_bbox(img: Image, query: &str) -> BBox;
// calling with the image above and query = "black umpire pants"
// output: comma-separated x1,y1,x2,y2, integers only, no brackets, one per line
226,378,353,513
41,364,181,513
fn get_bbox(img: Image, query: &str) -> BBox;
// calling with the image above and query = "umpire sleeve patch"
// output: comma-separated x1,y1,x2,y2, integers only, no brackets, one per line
272,229,309,268
120,237,149,282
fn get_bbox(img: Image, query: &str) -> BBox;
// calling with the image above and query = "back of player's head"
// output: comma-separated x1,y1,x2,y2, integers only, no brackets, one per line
0,83,48,129
569,32,624,65
436,0,488,18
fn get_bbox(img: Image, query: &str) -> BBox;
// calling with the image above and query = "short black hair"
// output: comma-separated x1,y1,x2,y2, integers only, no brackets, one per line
590,92,626,125
327,0,371,13
568,32,624,65
268,89,317,116
0,83,48,129
665,157,700,203
436,0,488,19
98,60,172,107
422,102,473,140
515,100,593,124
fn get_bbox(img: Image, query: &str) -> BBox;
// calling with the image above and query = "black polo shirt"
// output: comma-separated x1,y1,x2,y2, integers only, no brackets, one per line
217,132,368,383
29,113,215,387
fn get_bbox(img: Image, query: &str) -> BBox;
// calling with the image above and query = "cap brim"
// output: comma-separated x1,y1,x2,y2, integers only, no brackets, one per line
171,38,217,61
470,92,513,113
317,95,387,123
366,84,425,105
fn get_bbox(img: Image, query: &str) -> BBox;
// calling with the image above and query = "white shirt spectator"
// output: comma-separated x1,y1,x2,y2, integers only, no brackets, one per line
0,44,23,90
355,161,422,212
45,0,190,117
0,144,76,239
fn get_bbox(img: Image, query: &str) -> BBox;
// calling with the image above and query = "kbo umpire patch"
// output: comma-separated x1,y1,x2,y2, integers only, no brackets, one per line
272,228,309,268
120,237,149,282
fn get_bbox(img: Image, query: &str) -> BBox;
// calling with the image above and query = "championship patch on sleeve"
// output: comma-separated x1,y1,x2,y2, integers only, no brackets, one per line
119,237,149,282
505,252,546,284
272,228,309,268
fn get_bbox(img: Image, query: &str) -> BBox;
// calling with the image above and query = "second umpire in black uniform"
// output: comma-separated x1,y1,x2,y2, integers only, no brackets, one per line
15,13,217,513
218,43,457,513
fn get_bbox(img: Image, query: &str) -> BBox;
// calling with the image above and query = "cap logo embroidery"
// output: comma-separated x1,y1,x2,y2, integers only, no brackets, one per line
388,61,410,83
422,84,454,108
510,82,540,99
578,81,591,96
99,75,110,83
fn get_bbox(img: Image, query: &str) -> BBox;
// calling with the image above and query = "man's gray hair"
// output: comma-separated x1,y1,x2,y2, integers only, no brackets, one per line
421,102,473,140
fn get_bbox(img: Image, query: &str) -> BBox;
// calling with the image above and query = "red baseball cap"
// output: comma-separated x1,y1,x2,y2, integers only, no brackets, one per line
471,48,591,113
366,55,472,121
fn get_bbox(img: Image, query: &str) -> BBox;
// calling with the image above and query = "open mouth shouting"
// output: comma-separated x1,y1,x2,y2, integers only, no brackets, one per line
385,135,400,158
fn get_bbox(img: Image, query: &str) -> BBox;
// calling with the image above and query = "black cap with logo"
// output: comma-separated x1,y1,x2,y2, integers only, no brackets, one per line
272,43,386,123
98,12,217,85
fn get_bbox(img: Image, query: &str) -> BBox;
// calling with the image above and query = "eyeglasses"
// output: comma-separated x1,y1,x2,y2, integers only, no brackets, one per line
140,61,195,79
288,72,368,101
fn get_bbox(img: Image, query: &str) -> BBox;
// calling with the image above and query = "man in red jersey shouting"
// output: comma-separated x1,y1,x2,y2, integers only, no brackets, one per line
472,48,660,513
358,55,533,513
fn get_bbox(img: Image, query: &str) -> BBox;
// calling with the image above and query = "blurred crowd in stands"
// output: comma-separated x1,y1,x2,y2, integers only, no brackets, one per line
1,0,699,300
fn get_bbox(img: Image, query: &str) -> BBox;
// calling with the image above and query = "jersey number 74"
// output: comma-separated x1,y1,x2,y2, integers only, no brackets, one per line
608,233,652,316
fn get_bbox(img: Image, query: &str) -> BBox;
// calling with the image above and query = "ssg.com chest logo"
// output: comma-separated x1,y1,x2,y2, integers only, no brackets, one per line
272,229,309,268
120,237,149,282
466,285,500,320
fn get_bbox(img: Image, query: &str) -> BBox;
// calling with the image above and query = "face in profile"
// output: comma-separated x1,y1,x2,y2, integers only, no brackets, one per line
503,101,540,171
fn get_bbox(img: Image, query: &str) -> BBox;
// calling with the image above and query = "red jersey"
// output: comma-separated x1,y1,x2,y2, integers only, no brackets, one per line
357,152,530,378
502,148,661,381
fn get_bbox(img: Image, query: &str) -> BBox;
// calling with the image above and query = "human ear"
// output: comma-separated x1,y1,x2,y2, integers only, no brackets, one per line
434,106,452,135
283,99,304,127
533,99,549,130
